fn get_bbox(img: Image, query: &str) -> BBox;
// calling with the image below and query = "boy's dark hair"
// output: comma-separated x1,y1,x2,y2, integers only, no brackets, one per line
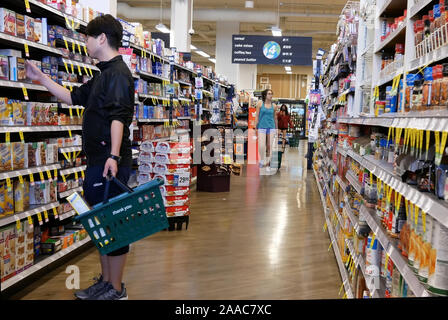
261,89,273,102
86,14,123,50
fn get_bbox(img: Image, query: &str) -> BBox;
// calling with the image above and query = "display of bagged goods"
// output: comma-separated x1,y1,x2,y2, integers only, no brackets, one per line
166,205,189,217
138,151,153,163
140,141,155,152
153,163,190,175
153,153,190,165
138,162,152,173
159,185,190,196
137,172,152,185
164,195,190,207
155,141,191,154
154,173,190,187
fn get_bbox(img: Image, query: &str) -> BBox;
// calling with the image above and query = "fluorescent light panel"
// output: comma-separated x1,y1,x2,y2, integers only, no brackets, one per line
195,50,210,58
284,66,291,71
209,58,216,64
190,44,197,50
271,27,282,37
155,23,170,33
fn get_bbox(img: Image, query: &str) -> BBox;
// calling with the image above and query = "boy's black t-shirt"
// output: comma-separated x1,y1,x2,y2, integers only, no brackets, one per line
70,55,134,167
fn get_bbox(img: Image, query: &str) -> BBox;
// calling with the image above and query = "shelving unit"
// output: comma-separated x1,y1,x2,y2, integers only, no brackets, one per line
313,0,448,299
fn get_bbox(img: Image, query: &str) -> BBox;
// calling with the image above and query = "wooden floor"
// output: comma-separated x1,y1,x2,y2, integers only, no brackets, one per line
10,142,342,300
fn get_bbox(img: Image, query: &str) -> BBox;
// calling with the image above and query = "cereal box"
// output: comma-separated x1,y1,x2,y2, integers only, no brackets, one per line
25,15,35,42
1,226,17,281
0,8,16,36
3,180,14,216
14,180,30,213
0,143,12,172
12,100,26,125
34,18,42,43
15,222,26,273
12,142,27,170
16,13,25,39
0,97,10,125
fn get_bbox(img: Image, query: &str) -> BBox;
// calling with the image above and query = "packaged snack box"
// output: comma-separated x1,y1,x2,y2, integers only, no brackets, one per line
0,143,12,172
16,13,25,39
12,142,27,170
25,15,35,42
14,180,30,213
0,8,16,36
0,55,9,81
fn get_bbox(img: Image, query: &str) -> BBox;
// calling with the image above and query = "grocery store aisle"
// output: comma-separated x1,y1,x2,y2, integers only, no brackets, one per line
11,141,341,300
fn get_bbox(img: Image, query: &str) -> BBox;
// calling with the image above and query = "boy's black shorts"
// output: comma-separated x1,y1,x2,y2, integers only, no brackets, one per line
83,166,132,257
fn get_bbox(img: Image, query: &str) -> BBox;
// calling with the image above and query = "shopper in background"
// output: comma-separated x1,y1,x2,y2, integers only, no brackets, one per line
277,104,293,150
256,89,278,170
25,14,133,300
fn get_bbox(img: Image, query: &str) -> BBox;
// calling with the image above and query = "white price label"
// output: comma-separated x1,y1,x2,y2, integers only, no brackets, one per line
175,173,190,187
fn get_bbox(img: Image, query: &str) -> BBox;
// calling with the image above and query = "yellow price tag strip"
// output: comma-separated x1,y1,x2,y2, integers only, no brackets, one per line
62,152,70,162
370,234,376,249
37,212,43,225
29,173,35,185
68,129,72,138
25,0,31,13
54,169,58,179
64,39,69,50
74,171,79,181
46,170,52,181
328,241,334,252
5,131,10,144
426,130,431,160
27,215,33,227
83,45,88,56
422,211,427,234
6,177,12,192
53,207,59,219
18,175,24,184
395,193,402,216
77,64,82,76
405,199,409,219
22,86,29,101
81,170,85,179
339,282,345,296
436,132,448,166
39,171,45,182
69,106,73,118
88,68,93,77
24,43,29,57
84,66,89,76
61,174,67,183
77,43,82,54
19,131,24,143
414,205,420,227
384,254,390,271
43,210,49,222
71,63,74,74
419,130,424,159
16,219,22,231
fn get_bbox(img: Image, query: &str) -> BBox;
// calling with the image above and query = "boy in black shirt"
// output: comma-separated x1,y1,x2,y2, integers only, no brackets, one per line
26,14,133,300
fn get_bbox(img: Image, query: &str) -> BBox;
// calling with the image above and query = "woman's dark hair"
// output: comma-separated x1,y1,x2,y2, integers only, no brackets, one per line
86,14,123,50
261,89,273,102
280,104,289,115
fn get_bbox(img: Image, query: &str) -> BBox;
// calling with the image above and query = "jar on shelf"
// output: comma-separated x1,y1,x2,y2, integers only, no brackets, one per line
422,67,433,110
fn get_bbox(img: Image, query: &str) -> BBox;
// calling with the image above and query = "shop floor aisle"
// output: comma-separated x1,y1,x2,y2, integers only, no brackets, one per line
11,142,341,300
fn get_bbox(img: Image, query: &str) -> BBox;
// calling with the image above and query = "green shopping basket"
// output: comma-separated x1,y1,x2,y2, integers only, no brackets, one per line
74,177,168,256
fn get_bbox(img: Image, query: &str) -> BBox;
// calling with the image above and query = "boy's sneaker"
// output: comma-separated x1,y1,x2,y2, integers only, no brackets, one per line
74,275,109,300
91,283,128,300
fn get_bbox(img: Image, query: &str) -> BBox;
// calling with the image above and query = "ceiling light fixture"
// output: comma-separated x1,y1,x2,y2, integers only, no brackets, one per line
245,1,254,8
195,50,210,58
286,71,292,74
272,0,282,37
156,0,170,33
209,58,217,64
284,66,291,71
190,44,197,50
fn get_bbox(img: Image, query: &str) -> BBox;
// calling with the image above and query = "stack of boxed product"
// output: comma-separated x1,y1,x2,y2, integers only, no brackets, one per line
137,135,191,217
0,220,34,283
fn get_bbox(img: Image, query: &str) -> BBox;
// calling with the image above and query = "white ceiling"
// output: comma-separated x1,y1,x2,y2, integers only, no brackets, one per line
118,0,348,66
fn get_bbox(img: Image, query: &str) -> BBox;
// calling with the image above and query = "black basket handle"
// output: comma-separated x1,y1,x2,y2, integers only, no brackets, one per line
103,174,134,205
